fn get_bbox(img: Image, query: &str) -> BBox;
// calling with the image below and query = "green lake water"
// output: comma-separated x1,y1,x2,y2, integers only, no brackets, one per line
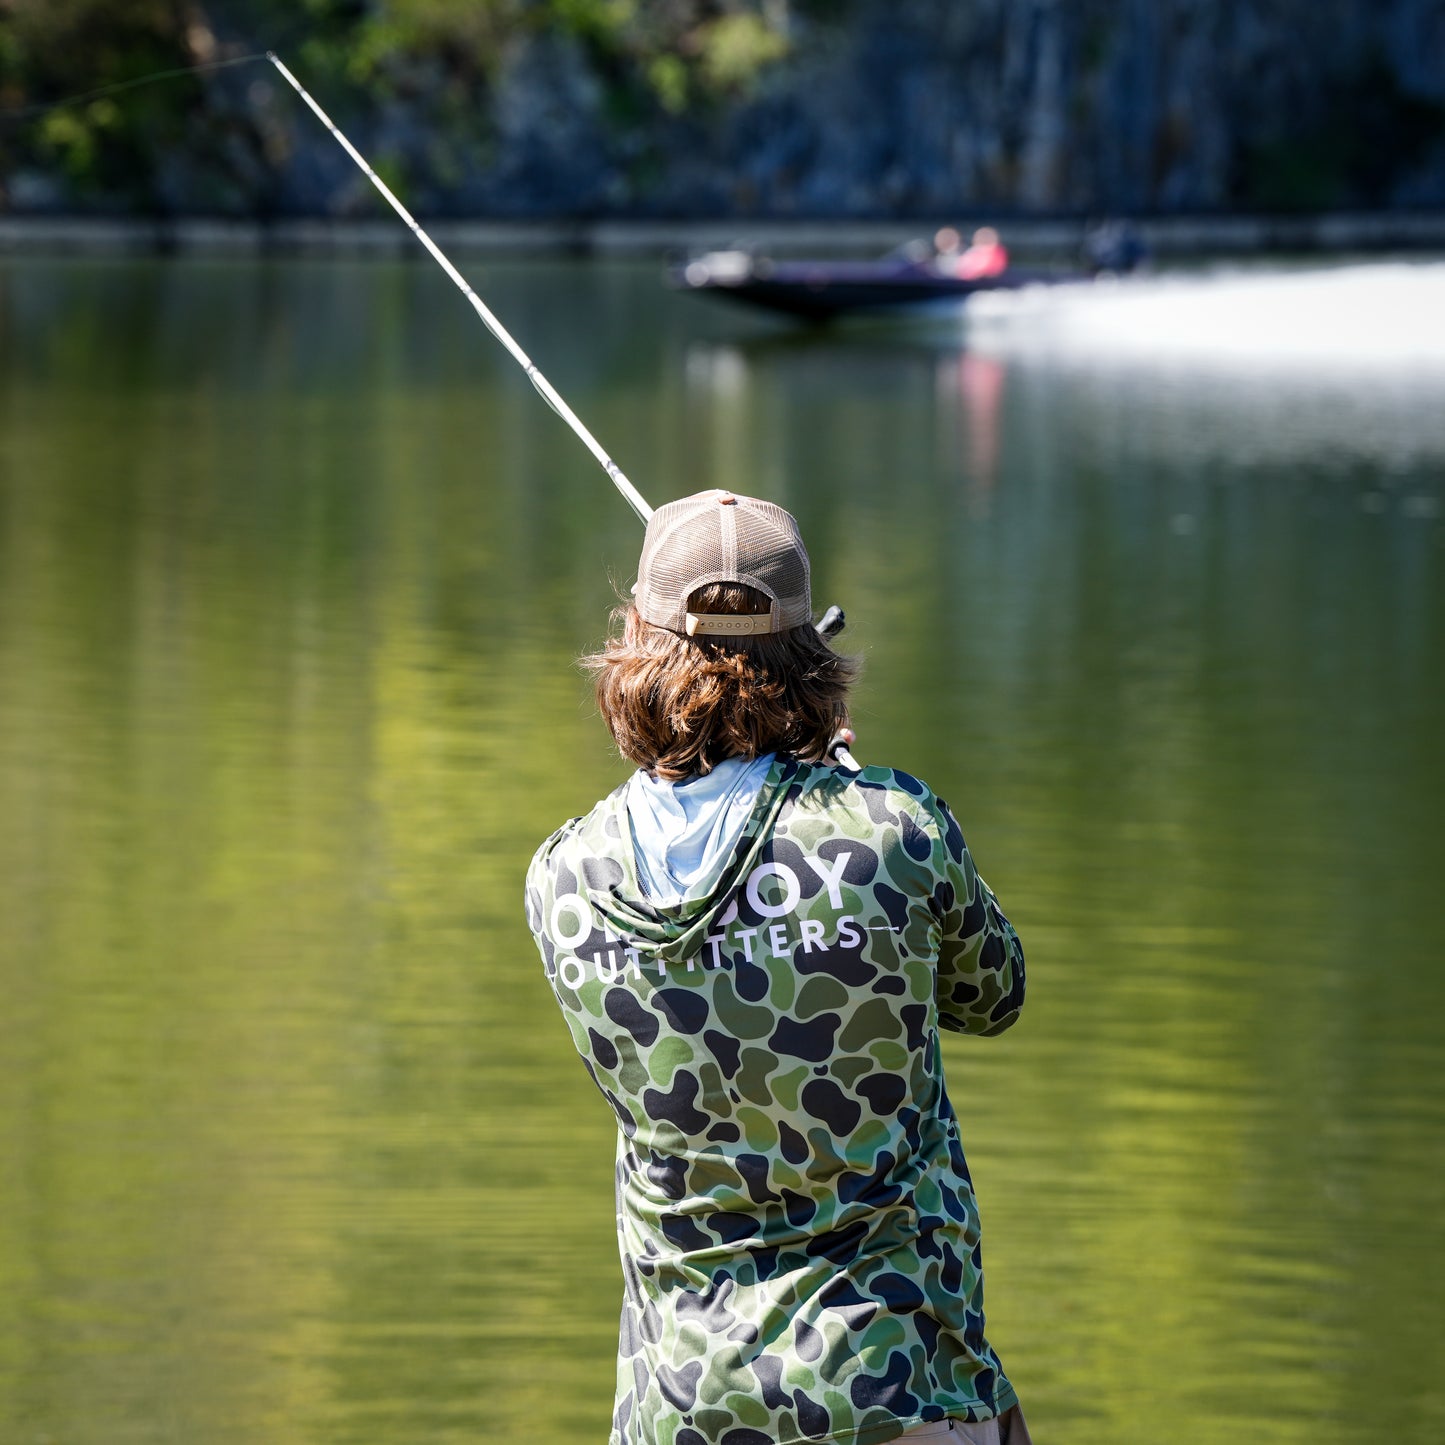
1,256,1443,1443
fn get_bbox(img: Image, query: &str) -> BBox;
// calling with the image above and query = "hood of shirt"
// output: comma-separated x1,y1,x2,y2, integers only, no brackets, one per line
584,754,799,965
625,753,777,907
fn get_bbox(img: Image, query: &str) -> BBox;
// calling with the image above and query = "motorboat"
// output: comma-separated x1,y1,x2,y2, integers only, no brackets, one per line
670,248,1086,323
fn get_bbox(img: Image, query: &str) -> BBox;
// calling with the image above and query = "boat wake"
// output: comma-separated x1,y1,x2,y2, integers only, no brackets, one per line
963,261,1445,374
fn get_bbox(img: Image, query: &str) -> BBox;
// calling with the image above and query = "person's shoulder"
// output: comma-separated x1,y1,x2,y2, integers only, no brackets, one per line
781,761,971,880
842,760,939,806
856,762,935,800
526,780,631,888
791,758,948,825
854,765,970,863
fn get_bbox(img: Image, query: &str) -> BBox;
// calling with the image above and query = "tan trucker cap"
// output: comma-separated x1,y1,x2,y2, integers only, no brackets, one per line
633,489,812,637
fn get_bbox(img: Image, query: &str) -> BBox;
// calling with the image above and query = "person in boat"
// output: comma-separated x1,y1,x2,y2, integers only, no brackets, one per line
524,489,1032,1445
932,226,964,268
955,227,1009,281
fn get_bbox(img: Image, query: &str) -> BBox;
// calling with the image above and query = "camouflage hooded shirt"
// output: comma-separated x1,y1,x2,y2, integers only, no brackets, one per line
524,756,1027,1445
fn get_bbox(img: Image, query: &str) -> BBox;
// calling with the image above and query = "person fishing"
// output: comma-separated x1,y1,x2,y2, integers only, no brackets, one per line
525,489,1031,1445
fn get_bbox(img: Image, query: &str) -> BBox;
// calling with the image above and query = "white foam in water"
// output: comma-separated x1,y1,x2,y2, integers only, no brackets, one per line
964,261,1445,372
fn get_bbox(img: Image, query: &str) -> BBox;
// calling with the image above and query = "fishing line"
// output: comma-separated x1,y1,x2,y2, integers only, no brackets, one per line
0,53,269,124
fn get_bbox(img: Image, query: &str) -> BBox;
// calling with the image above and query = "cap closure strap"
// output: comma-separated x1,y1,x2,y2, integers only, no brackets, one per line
685,612,775,637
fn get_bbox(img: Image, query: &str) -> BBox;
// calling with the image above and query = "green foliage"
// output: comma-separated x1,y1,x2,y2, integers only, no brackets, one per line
646,53,689,114
0,0,795,209
37,106,96,179
347,0,523,82
1,0,193,201
37,97,125,182
549,0,636,48
695,12,788,94
335,0,791,99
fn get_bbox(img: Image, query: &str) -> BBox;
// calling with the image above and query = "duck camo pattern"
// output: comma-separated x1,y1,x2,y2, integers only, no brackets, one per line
525,760,1026,1445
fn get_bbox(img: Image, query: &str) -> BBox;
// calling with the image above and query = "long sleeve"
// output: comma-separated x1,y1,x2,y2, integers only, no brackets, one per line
926,796,1026,1036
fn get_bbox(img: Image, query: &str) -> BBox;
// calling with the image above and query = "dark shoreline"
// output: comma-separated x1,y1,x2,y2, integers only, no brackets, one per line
3,212,1445,259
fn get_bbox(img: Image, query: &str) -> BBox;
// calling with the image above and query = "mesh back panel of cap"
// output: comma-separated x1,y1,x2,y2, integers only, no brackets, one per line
647,511,726,621
635,492,812,633
734,504,810,627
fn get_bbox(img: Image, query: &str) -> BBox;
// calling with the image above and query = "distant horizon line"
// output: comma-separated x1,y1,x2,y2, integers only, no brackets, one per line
3,209,1445,260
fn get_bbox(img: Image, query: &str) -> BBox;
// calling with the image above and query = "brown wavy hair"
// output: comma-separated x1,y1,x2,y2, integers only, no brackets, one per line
585,582,857,780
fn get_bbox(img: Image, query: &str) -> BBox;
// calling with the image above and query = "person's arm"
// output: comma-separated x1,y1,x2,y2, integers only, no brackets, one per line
925,796,1026,1036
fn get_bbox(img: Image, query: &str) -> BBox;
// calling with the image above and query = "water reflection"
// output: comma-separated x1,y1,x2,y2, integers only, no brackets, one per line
1,258,1443,1444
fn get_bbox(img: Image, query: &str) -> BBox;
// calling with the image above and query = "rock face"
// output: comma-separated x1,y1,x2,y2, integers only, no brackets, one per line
7,0,1445,217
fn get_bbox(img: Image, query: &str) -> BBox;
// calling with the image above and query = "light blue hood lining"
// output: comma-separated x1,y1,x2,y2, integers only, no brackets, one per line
624,754,777,907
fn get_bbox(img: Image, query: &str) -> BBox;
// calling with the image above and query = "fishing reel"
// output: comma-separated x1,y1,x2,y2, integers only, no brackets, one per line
815,606,859,769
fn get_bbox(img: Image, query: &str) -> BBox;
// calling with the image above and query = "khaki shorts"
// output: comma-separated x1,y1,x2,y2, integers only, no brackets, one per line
897,1404,1034,1445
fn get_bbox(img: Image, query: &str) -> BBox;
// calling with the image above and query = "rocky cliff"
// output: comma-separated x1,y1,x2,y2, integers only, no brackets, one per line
5,0,1445,218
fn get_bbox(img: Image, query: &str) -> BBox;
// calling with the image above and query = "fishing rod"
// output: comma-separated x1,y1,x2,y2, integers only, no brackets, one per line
265,53,859,767
264,51,652,525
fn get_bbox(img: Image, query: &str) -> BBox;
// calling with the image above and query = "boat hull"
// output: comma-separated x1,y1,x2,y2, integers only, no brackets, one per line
671,255,1076,322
